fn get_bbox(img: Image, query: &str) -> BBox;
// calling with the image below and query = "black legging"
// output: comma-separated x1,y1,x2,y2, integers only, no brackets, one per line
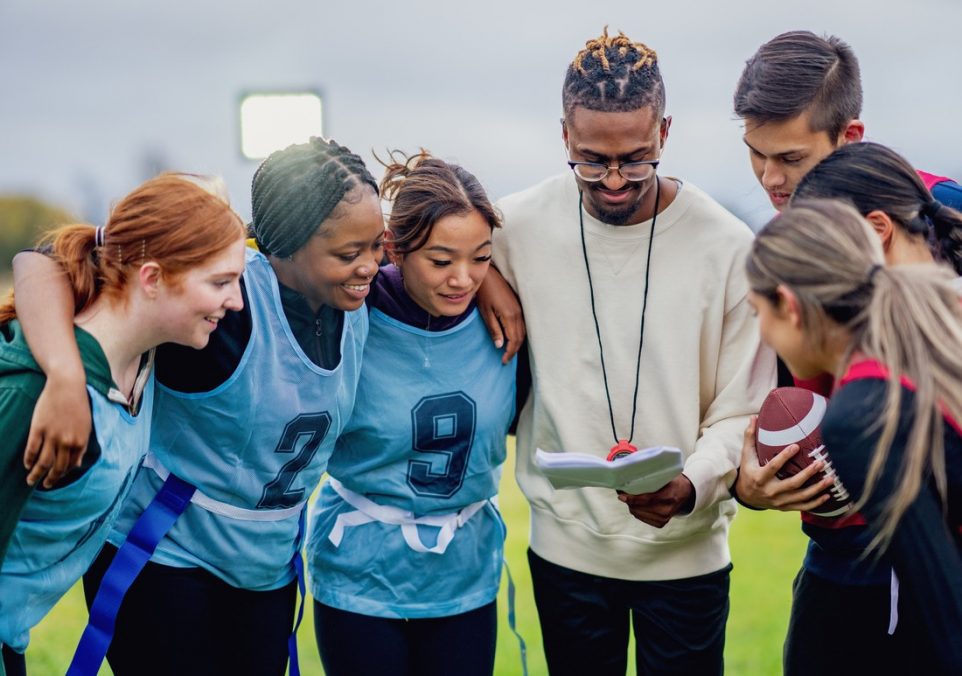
314,600,497,676
2,645,26,676
83,544,297,676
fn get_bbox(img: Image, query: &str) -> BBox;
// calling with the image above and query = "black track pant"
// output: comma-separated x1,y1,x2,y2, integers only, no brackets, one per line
314,599,497,676
528,548,730,676
83,544,297,676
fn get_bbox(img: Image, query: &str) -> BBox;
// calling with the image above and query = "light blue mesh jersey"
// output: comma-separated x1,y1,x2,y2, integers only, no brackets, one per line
0,377,154,652
108,249,368,591
308,308,516,618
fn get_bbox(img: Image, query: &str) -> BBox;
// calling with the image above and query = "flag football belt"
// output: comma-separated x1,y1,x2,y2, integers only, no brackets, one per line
68,454,309,676
327,477,488,555
327,477,529,675
141,452,306,520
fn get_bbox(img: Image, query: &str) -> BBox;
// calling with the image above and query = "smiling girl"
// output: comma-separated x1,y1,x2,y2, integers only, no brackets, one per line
309,151,516,676
10,138,385,675
0,174,246,676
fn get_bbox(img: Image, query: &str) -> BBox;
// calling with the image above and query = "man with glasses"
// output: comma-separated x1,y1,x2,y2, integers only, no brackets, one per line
484,28,774,675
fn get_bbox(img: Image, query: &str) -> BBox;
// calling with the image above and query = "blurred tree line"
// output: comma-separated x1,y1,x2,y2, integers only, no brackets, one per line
0,195,75,283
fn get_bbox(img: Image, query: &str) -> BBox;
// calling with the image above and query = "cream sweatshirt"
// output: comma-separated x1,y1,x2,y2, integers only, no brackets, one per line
493,173,776,581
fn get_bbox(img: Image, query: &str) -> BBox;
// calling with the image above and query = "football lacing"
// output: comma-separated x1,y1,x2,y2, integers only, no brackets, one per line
807,445,851,502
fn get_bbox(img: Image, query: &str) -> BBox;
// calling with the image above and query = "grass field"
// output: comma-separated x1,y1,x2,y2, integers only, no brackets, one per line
24,440,806,675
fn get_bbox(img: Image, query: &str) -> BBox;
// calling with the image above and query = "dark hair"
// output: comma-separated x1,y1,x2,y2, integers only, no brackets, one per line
562,27,665,117
0,174,245,323
794,142,962,274
734,31,862,140
250,137,378,258
378,149,500,255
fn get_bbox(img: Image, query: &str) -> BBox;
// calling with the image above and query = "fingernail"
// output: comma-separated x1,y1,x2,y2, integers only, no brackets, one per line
495,339,504,348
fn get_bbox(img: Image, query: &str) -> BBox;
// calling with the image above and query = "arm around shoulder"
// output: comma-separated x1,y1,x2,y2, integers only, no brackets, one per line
11,250,91,487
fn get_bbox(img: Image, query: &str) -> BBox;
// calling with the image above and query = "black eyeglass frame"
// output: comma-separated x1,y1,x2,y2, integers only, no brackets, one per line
566,159,660,183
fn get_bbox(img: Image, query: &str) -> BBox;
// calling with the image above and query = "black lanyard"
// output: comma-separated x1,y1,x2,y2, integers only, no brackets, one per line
578,178,660,458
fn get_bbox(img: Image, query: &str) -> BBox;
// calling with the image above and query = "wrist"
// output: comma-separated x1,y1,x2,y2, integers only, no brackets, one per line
677,474,696,515
730,468,765,511
43,358,86,384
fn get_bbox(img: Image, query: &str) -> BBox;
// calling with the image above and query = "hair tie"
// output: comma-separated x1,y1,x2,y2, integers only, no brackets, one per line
922,199,944,220
867,263,883,285
94,225,106,248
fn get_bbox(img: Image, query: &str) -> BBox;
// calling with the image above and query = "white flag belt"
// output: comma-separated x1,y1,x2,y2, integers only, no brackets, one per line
143,452,305,522
327,477,488,555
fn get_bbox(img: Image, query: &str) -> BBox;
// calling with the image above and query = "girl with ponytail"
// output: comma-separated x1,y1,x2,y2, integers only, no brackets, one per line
10,137,386,675
793,141,962,276
0,174,246,674
732,143,962,675
308,149,513,676
746,199,962,674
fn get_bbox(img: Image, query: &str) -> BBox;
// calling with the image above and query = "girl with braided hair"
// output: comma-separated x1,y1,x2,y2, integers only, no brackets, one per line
11,137,385,675
308,150,515,676
746,199,962,674
0,174,246,676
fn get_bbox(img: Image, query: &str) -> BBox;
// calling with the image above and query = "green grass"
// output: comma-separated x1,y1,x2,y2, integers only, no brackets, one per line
24,440,806,675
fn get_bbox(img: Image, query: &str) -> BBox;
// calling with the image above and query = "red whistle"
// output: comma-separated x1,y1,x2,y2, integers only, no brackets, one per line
607,439,638,461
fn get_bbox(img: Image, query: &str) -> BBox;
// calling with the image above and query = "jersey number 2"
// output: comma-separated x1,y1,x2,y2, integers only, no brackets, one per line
258,412,331,509
408,392,476,498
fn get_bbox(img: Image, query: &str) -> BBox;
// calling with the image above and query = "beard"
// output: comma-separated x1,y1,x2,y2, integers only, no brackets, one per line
583,188,643,225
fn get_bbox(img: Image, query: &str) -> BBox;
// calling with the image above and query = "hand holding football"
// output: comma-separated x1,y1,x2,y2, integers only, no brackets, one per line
755,387,852,518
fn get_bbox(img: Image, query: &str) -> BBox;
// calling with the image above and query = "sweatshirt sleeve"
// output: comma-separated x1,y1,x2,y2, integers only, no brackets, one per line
491,204,518,292
824,380,962,673
684,266,777,513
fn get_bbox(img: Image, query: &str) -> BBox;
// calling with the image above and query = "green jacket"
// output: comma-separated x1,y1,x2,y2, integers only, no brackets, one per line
0,320,113,568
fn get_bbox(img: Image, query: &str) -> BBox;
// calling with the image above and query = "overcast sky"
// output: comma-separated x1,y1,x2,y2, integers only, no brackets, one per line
1,0,959,230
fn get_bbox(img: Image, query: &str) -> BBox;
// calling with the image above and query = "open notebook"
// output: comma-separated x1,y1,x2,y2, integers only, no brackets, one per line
535,446,683,495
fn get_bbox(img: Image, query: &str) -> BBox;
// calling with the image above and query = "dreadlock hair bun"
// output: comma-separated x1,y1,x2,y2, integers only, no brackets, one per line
562,27,665,117
250,137,378,259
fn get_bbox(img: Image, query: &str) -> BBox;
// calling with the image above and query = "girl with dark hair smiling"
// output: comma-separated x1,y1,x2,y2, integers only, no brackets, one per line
309,150,515,676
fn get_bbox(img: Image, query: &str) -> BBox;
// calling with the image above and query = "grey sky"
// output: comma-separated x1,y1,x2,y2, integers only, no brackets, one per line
1,0,959,229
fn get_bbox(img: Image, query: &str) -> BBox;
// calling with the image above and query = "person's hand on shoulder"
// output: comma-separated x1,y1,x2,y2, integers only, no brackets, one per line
23,374,91,488
732,416,833,511
476,266,525,364
24,370,91,488
13,250,93,488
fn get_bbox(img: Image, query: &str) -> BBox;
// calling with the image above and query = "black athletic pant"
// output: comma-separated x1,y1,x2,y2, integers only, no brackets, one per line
528,549,730,676
784,567,922,676
314,599,497,676
1,645,25,676
83,544,297,676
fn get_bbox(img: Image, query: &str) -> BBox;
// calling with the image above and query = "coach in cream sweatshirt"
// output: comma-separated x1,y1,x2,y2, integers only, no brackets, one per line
493,172,774,582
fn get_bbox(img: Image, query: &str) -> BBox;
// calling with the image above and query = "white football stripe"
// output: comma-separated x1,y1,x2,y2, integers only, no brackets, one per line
757,393,828,446
811,502,853,518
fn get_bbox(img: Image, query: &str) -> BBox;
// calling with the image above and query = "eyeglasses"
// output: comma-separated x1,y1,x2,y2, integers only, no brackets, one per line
567,159,660,183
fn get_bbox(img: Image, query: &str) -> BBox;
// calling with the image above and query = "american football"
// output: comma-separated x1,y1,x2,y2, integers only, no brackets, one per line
755,387,852,518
